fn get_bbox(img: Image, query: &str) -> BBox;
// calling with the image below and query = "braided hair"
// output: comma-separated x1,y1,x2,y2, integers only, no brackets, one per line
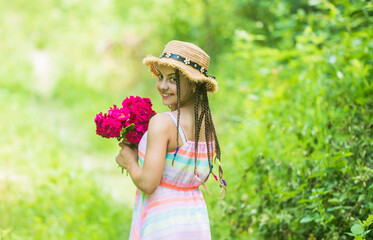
171,68,227,198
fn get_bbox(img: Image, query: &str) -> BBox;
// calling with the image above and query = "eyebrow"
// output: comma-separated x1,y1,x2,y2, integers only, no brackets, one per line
157,70,176,77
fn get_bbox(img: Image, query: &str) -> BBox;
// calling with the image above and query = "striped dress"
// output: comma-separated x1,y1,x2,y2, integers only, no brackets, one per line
129,112,213,240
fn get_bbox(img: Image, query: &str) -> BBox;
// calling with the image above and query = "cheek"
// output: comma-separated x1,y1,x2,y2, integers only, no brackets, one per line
156,80,161,91
180,83,193,98
171,84,177,94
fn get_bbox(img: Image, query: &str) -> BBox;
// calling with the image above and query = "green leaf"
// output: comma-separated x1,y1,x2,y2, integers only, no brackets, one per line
281,191,297,201
357,194,365,202
120,123,135,139
122,123,135,132
363,215,373,227
327,198,339,203
341,152,353,157
297,199,309,204
300,216,314,223
351,224,364,235
346,232,356,236
327,206,342,212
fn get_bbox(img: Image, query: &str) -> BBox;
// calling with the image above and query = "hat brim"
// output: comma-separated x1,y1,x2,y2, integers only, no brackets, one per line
143,55,218,93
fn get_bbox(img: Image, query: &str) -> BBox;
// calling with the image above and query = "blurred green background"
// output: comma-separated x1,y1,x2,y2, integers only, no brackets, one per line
0,0,372,239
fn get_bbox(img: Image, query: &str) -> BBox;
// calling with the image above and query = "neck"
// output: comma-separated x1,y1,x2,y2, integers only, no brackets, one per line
170,93,196,112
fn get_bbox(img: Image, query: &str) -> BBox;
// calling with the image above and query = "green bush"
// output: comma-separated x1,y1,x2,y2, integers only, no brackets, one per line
206,0,373,239
347,215,373,240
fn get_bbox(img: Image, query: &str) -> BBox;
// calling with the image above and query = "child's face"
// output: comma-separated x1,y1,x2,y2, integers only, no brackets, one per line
156,65,194,110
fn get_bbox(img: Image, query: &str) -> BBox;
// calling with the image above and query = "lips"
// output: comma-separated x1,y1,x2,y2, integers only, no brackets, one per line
161,93,174,98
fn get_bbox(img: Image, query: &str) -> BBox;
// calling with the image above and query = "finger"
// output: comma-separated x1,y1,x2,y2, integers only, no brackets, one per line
119,142,127,148
119,139,131,146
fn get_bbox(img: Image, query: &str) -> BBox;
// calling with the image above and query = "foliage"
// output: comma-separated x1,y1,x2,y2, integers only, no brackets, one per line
1,0,372,239
347,215,373,240
0,229,11,240
0,90,133,239
206,0,373,239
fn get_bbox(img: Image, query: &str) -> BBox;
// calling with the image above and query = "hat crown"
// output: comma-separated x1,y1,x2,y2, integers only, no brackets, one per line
162,40,210,70
142,40,218,93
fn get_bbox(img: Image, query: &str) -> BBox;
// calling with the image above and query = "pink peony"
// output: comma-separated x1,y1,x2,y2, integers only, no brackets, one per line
95,96,156,144
126,130,143,144
135,122,148,134
132,101,154,122
94,112,105,127
122,96,142,110
97,117,122,138
108,104,130,121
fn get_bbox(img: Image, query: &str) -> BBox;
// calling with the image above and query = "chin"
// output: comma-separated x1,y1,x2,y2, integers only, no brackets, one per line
162,100,169,106
162,101,176,108
161,98,177,107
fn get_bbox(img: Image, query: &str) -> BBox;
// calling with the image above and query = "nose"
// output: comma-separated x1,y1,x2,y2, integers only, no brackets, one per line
158,78,168,91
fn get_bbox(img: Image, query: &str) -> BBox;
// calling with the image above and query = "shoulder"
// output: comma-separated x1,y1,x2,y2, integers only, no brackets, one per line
148,112,174,134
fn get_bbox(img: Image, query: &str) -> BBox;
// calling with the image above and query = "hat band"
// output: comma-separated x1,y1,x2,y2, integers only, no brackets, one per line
159,52,215,79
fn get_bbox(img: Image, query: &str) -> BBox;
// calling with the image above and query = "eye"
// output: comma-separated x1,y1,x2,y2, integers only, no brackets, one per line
170,77,177,83
158,74,163,80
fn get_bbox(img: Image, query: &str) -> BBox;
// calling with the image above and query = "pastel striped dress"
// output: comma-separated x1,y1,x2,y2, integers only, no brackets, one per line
129,112,214,240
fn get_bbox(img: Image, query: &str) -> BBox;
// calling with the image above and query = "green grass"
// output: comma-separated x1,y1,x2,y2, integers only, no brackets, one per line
0,87,136,239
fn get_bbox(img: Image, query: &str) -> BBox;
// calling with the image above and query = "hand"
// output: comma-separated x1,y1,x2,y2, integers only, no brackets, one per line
116,141,138,173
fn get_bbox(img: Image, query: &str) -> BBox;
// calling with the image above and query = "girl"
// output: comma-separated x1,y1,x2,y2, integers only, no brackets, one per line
116,40,227,240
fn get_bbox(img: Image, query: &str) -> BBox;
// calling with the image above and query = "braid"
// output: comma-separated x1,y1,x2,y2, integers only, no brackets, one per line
194,88,199,173
194,84,204,174
200,83,226,198
206,98,226,198
172,76,226,198
202,87,211,182
172,69,181,166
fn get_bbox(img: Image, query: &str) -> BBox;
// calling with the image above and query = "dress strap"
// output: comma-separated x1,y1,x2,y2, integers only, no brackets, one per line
164,112,187,145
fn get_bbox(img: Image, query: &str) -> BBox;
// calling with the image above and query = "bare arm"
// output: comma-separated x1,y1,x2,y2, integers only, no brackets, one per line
119,113,172,195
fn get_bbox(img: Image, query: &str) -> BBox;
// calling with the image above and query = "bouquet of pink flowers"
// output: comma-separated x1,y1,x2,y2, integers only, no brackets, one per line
94,96,156,145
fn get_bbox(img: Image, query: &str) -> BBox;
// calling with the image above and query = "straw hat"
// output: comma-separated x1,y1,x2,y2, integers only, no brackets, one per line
143,40,218,93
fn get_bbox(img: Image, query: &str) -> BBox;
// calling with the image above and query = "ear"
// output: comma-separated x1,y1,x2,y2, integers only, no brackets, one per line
190,82,197,92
